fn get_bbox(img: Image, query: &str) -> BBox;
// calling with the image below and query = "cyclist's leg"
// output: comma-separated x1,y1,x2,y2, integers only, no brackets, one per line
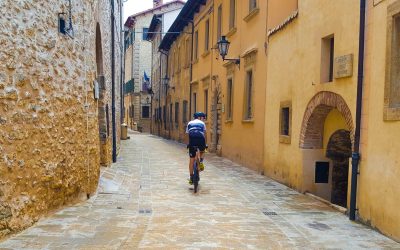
188,137,197,183
198,136,206,171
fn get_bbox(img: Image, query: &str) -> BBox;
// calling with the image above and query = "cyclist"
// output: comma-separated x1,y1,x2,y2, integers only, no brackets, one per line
186,112,207,185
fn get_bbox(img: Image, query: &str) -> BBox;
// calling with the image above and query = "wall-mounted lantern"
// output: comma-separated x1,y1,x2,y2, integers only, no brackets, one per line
217,36,240,67
163,77,175,91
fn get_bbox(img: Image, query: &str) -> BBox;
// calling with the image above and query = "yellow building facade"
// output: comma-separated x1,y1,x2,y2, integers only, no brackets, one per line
159,0,273,172
264,0,400,241
358,0,400,241
155,0,400,241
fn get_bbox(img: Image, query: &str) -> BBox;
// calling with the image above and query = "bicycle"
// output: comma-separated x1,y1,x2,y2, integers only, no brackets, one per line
192,146,201,193
191,145,208,193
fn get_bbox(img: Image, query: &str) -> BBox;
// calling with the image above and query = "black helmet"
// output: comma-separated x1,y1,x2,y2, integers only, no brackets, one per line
193,112,206,119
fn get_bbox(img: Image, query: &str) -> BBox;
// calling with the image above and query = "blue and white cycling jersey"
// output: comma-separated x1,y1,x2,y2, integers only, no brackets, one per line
186,119,206,138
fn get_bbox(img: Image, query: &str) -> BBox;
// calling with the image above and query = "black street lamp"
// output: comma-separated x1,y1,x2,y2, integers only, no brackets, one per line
217,36,240,66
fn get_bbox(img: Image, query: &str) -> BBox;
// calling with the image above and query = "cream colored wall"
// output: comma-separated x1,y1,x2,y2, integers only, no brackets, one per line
358,0,400,241
165,25,192,143
323,109,349,149
190,0,268,171
264,0,359,190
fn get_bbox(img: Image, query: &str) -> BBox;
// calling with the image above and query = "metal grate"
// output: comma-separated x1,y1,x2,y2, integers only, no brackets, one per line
263,211,278,216
139,209,152,214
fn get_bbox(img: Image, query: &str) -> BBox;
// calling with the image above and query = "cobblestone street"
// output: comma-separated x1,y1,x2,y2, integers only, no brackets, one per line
0,131,399,249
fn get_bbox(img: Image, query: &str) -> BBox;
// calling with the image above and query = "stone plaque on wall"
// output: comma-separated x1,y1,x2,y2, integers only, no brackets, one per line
334,54,353,79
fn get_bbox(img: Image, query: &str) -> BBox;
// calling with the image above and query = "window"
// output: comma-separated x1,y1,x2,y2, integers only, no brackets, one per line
229,0,236,30
204,89,208,120
279,101,292,144
142,106,150,118
244,70,253,120
194,31,199,60
185,38,190,67
217,5,222,40
315,162,330,184
170,52,174,76
227,78,233,120
175,102,179,126
249,0,257,12
183,100,188,123
321,35,334,83
281,108,290,136
142,28,149,40
385,4,400,120
205,19,210,52
169,104,173,127
163,106,166,128
193,93,197,114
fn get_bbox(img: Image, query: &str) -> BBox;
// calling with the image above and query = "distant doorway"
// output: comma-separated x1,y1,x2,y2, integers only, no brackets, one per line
326,129,351,208
211,83,222,154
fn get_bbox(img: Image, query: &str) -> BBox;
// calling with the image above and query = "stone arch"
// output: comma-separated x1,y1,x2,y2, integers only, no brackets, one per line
299,91,354,149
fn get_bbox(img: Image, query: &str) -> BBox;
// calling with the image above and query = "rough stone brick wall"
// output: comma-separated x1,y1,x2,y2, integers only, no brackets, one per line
0,0,122,239
299,91,355,149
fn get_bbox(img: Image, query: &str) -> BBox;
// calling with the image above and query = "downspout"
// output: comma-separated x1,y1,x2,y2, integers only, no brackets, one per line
120,0,124,126
131,28,135,128
160,50,169,133
111,0,117,162
189,20,194,116
158,47,162,136
349,0,366,221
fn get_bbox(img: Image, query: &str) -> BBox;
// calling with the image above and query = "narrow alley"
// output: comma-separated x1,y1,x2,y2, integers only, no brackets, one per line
0,131,398,249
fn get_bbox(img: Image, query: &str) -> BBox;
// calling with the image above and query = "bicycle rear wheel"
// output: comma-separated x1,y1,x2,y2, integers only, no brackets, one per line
193,163,199,193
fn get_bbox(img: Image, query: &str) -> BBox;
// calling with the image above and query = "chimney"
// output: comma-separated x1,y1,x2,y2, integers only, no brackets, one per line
153,0,163,8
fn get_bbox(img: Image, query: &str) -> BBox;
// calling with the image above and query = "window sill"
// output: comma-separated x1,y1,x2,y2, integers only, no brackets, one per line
279,135,291,144
384,107,400,121
242,119,254,123
225,119,233,124
243,8,260,22
226,27,237,38
202,50,210,58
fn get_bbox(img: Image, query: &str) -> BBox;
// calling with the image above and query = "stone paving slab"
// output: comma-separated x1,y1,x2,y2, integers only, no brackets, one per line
0,131,399,249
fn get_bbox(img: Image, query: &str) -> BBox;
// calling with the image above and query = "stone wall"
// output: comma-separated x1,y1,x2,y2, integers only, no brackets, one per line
0,0,122,239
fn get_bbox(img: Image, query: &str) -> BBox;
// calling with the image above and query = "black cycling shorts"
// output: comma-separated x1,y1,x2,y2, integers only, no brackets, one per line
188,136,206,158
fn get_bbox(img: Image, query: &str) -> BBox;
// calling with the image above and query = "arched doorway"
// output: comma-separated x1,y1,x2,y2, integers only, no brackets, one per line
210,80,222,155
326,129,351,207
300,92,354,205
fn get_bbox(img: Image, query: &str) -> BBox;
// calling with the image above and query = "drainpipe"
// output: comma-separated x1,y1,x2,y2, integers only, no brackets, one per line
111,0,117,162
160,50,169,134
120,0,124,126
349,0,366,221
189,20,194,116
158,48,162,136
